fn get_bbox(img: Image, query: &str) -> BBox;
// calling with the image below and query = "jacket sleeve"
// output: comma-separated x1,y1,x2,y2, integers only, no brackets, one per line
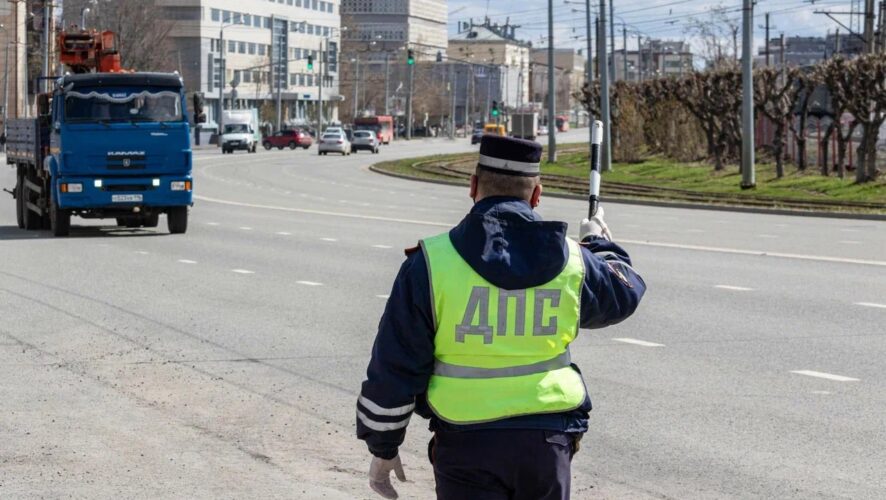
356,249,436,459
579,236,647,329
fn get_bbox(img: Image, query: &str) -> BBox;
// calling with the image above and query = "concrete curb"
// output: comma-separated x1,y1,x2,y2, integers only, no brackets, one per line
368,164,886,222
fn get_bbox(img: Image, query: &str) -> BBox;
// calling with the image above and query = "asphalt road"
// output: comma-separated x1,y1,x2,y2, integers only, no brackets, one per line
1,132,885,499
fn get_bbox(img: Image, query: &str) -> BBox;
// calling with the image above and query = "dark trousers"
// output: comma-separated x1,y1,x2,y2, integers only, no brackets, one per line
430,429,575,500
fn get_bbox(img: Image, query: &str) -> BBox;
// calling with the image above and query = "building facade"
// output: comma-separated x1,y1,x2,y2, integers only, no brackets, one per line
162,0,343,131
449,20,531,111
530,48,586,118
756,34,864,68
610,39,693,81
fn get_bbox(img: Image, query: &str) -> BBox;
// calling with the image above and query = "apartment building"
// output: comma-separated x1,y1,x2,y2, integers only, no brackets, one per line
163,0,342,130
530,48,586,116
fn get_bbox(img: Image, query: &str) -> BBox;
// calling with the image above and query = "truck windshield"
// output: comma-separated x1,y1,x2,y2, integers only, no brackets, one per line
65,90,183,123
224,124,250,134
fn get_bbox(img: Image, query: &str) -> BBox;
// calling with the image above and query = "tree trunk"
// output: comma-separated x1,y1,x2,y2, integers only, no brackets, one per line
855,130,868,183
774,122,785,178
820,122,835,176
866,119,883,181
704,122,716,157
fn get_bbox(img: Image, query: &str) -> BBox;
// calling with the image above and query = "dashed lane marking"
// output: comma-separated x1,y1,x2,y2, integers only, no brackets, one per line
239,226,253,230
296,281,323,286
135,251,149,255
206,222,220,226
321,237,338,242
855,302,886,309
715,285,754,291
232,269,255,274
612,338,665,347
192,196,886,268
790,370,859,382
376,294,390,299
372,245,393,249
276,231,292,236
177,259,198,264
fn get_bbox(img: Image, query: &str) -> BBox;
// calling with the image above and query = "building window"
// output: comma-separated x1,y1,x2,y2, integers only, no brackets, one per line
228,40,236,52
298,74,305,86
233,12,241,24
248,42,257,55
243,71,252,83
312,0,319,10
238,42,246,53
307,24,314,35
323,26,329,37
253,15,262,28
243,14,251,25
264,17,271,29
258,45,266,56
211,8,220,22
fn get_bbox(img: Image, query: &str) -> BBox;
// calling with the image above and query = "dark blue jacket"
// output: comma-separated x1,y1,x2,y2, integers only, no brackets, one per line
357,197,646,459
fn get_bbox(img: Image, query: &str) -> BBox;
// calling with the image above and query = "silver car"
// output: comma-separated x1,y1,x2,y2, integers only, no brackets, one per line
351,130,379,154
318,132,352,156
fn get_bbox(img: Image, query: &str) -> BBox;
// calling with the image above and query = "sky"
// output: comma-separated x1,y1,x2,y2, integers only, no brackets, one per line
447,0,866,59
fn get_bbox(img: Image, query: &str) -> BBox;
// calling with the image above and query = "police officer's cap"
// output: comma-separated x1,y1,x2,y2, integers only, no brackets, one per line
478,135,542,177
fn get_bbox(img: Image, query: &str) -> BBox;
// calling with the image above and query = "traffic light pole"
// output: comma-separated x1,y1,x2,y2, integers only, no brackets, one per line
406,49,414,140
317,38,324,139
218,27,226,147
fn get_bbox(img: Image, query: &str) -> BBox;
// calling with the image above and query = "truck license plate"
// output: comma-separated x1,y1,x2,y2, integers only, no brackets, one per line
112,194,143,203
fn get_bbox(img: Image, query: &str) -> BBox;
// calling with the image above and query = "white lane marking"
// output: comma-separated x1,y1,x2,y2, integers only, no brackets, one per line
177,259,198,264
617,239,886,268
855,302,886,309
193,196,886,268
296,281,323,286
790,370,859,382
321,237,338,242
239,226,253,230
276,231,292,236
757,234,778,239
232,269,255,274
839,240,861,245
612,338,665,347
135,251,150,255
715,285,754,291
372,244,393,249
376,294,390,299
206,222,220,226
810,390,832,395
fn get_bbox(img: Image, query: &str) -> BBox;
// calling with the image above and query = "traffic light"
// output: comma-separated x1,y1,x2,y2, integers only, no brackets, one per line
491,100,500,117
407,49,415,65
307,55,314,71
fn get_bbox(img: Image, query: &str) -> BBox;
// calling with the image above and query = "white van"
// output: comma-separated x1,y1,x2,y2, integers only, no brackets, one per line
221,109,260,154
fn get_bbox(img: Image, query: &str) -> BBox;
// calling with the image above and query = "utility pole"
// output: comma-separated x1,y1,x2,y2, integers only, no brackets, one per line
740,0,755,189
609,1,616,81
353,54,359,119
218,27,226,145
622,25,628,81
275,46,283,131
584,0,593,129
384,53,390,115
864,0,876,53
599,0,612,171
765,13,771,66
450,64,456,139
547,0,556,162
835,28,841,56
637,35,642,82
779,33,785,76
317,38,324,137
42,0,51,94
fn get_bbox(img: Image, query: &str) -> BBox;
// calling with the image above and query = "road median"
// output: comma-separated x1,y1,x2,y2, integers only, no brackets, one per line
370,146,886,219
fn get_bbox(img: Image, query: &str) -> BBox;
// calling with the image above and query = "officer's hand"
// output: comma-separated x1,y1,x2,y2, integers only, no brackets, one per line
369,455,406,499
580,206,612,241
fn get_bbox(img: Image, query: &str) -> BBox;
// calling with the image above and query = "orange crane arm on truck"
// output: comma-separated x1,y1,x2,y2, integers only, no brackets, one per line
57,30,122,74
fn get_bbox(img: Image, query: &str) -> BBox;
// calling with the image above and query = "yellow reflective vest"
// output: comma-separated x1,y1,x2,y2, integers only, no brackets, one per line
421,232,588,425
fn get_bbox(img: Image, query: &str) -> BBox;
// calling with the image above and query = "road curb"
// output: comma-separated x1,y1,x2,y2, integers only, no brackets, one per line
368,165,886,221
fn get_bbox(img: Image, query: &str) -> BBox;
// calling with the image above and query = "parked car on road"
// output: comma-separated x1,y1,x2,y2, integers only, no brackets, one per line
351,130,379,153
263,129,313,150
318,132,351,155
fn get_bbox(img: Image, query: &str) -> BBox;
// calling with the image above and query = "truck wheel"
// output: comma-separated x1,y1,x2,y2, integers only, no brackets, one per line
263,141,272,150
50,194,70,237
167,207,188,234
22,173,41,230
15,170,24,229
143,213,160,228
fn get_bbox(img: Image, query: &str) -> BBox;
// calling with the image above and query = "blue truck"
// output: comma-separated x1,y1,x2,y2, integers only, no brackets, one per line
6,72,193,236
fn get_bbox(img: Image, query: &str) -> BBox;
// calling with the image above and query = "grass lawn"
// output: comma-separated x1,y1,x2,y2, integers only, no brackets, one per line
540,149,886,204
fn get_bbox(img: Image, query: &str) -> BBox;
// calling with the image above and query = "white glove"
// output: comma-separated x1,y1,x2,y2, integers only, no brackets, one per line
580,206,612,241
369,455,406,499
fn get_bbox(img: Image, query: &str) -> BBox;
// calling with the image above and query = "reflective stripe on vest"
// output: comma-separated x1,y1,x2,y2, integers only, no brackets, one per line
421,232,588,425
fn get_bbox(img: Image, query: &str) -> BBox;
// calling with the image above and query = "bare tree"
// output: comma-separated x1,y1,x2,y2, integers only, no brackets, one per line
818,57,858,178
684,5,741,70
754,67,804,177
840,54,886,182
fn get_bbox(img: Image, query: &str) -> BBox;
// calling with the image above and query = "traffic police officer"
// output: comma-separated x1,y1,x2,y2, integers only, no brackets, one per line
357,135,646,499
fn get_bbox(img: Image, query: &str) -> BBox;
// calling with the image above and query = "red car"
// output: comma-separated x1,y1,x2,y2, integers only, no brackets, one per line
262,129,313,150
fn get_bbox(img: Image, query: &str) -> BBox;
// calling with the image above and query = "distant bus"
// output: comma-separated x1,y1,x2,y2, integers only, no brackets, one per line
353,115,394,145
555,115,570,132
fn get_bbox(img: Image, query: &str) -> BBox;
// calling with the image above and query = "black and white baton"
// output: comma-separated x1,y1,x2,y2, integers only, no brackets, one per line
588,120,604,219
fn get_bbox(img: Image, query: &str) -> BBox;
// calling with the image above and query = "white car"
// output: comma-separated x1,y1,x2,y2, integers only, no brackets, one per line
537,125,549,136
323,127,344,136
351,130,379,154
221,123,257,154
318,132,351,155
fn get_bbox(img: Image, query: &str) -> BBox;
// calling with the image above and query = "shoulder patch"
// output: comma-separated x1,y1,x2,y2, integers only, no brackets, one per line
607,261,634,288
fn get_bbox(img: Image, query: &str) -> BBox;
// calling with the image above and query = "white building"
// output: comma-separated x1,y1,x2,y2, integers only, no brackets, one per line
163,0,343,131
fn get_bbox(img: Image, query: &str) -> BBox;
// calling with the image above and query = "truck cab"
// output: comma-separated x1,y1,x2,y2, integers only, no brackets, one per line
9,72,193,236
